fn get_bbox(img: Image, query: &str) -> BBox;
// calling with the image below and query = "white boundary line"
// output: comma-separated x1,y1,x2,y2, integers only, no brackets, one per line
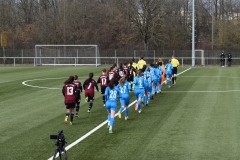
47,67,193,160
177,67,192,76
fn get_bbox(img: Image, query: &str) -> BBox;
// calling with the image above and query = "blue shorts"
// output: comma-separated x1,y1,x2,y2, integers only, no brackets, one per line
145,86,152,93
158,77,162,83
166,72,173,78
153,79,158,86
134,88,144,99
105,101,117,112
120,94,130,107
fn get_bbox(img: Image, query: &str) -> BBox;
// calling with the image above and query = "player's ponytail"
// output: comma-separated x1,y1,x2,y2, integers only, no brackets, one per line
119,76,126,87
109,78,115,89
64,76,74,85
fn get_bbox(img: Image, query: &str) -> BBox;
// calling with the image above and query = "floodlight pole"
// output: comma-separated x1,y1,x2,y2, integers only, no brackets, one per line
211,0,214,50
192,0,195,67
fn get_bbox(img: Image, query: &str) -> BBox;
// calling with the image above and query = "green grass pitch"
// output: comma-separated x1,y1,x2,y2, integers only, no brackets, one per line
1,66,240,160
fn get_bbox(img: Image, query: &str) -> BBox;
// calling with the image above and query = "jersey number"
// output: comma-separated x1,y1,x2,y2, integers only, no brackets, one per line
87,83,92,89
67,87,74,95
109,90,117,99
101,78,107,85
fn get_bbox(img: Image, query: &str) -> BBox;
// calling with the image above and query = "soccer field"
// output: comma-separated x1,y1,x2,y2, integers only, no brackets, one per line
1,66,240,160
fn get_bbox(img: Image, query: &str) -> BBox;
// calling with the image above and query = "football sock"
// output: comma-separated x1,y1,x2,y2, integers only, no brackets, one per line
70,112,74,122
66,112,70,117
76,105,79,113
102,96,105,104
108,113,110,124
119,107,123,113
88,102,93,110
110,117,115,127
125,108,129,117
137,100,141,110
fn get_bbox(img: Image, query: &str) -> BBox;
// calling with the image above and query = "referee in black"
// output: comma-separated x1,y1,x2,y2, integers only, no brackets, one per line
171,55,180,85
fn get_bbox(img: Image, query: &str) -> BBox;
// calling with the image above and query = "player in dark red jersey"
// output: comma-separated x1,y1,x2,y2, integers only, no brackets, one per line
128,61,136,89
83,73,99,113
123,62,130,81
108,66,117,81
97,69,109,106
117,63,125,80
62,76,80,125
73,75,82,117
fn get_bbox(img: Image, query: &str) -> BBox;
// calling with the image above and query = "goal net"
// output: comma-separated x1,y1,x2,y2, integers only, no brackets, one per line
34,45,100,67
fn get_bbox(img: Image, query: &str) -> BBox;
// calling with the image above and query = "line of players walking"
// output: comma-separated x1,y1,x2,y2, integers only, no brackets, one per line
62,56,180,133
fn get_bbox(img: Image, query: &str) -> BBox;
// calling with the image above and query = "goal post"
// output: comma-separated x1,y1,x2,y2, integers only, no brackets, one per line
34,45,101,67
195,49,204,66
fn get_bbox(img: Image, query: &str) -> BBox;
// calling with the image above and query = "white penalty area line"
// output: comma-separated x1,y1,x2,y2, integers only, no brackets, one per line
47,100,137,160
47,67,192,160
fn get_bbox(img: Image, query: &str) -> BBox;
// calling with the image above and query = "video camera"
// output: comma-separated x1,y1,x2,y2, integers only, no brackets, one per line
50,130,67,151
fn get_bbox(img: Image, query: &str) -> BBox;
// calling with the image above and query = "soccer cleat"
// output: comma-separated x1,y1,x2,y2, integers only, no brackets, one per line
103,104,105,106
118,111,121,119
109,129,113,134
125,116,128,120
107,124,110,129
64,116,68,124
75,113,79,117
70,122,73,125
138,109,142,113
87,109,91,113
85,97,88,103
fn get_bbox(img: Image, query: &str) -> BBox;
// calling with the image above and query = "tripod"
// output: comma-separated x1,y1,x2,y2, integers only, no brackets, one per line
52,145,68,160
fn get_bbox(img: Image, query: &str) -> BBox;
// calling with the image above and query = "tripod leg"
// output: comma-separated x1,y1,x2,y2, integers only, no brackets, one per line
64,149,68,160
52,149,58,160
59,150,62,160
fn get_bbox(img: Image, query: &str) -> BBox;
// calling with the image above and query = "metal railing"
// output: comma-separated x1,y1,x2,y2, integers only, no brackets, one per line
0,56,238,67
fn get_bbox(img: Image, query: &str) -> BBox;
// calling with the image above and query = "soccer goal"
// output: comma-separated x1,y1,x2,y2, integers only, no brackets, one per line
34,45,101,67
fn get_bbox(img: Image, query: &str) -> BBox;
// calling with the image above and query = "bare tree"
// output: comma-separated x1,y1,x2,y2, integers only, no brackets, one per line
115,0,166,50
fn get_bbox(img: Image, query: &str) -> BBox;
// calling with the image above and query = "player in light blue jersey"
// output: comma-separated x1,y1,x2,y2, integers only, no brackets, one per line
149,62,157,99
154,64,161,94
132,69,145,113
105,78,120,133
117,75,131,120
157,62,163,93
143,66,152,106
165,59,174,88
141,65,148,105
